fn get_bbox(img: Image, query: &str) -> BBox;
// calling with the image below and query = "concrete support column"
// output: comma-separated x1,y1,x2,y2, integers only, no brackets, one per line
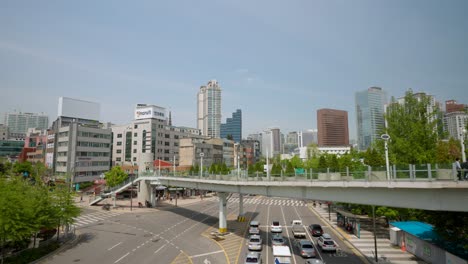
239,194,244,216
150,187,155,207
218,192,228,233
138,180,151,205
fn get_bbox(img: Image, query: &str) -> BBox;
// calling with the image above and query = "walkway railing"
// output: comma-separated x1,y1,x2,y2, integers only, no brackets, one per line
150,163,463,182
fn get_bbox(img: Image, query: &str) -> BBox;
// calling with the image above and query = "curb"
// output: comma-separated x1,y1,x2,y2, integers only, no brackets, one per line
31,232,83,264
307,205,373,264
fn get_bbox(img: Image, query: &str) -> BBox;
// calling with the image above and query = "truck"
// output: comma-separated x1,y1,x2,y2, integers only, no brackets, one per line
291,220,306,238
272,245,292,264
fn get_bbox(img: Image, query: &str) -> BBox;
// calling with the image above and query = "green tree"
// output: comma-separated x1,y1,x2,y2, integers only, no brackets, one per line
290,156,303,169
13,161,33,176
435,138,461,164
318,155,327,169
385,90,439,164
104,166,128,188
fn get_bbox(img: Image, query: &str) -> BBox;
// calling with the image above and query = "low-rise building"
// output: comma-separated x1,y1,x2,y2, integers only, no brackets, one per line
179,138,224,169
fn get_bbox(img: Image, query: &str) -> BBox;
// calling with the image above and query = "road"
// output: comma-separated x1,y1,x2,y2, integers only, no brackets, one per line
45,195,365,264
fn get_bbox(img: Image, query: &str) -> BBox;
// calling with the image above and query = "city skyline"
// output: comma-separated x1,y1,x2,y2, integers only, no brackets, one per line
1,1,467,139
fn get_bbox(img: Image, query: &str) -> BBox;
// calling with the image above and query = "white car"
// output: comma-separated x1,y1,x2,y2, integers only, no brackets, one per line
317,233,337,252
270,220,283,233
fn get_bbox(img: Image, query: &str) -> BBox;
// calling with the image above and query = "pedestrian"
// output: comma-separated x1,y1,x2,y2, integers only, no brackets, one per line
456,158,462,180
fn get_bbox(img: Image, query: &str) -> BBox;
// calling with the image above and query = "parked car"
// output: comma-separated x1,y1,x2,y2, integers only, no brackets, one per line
294,239,316,258
308,224,323,237
249,221,260,235
270,220,283,233
244,251,262,264
248,235,262,251
317,233,337,252
271,234,286,246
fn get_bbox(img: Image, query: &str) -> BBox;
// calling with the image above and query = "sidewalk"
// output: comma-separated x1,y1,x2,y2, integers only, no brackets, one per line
310,204,427,264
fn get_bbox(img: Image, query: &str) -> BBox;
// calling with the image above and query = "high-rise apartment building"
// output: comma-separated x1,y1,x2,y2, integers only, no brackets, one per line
355,87,387,151
317,109,349,146
197,80,222,138
444,111,468,141
4,111,48,139
220,109,242,143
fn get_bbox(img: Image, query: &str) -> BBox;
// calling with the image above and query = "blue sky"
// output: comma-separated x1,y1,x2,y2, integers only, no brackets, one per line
1,0,467,140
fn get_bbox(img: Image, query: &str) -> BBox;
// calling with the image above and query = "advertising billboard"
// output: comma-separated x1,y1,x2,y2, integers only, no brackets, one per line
58,97,100,121
134,105,166,120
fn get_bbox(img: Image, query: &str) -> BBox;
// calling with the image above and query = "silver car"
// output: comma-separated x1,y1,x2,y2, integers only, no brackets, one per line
244,251,262,264
305,259,324,264
295,240,316,258
248,235,262,251
271,234,286,246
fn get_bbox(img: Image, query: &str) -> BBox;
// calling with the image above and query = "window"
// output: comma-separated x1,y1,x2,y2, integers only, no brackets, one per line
174,135,179,139
165,142,170,146
117,133,122,138
134,132,137,137
134,125,138,129
134,141,137,145
165,134,170,138
116,150,122,154
164,149,170,154
133,157,137,161
133,149,137,153
174,142,179,147
116,157,121,161
117,141,122,146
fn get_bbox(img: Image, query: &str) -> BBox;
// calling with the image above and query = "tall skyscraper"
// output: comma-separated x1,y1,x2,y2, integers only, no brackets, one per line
355,87,387,151
317,109,349,146
220,109,242,142
197,80,222,138
4,111,49,138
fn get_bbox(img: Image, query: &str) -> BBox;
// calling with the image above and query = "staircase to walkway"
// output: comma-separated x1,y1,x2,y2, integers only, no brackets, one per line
89,178,141,206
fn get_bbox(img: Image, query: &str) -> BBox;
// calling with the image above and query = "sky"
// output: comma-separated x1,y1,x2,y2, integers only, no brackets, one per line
1,0,467,140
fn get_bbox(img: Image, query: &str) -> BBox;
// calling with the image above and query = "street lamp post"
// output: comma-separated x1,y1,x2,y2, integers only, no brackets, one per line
381,134,391,181
461,128,467,163
173,155,176,176
200,153,204,178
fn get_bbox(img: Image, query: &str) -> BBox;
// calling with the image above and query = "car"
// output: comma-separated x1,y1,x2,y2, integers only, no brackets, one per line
248,235,262,251
244,251,262,264
308,224,323,237
305,259,324,264
271,220,283,233
271,234,286,246
317,233,337,252
249,221,260,235
295,239,316,258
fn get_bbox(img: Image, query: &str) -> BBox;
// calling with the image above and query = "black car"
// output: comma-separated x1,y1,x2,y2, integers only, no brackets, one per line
308,224,323,237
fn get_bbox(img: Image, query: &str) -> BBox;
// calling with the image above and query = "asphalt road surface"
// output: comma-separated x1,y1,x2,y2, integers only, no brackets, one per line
44,195,365,264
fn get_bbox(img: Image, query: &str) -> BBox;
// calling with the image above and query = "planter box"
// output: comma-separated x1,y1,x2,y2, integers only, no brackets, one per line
330,173,341,181
318,173,328,181
436,169,453,180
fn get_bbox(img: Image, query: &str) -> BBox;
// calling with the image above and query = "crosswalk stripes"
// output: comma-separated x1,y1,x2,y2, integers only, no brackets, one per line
73,211,125,227
227,197,306,207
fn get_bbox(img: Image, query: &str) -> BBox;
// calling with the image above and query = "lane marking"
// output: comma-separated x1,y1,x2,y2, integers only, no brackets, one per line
190,250,224,258
108,242,122,251
154,244,166,254
114,252,129,263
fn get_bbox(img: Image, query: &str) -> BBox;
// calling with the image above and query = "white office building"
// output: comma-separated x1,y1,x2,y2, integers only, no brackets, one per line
111,104,203,173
